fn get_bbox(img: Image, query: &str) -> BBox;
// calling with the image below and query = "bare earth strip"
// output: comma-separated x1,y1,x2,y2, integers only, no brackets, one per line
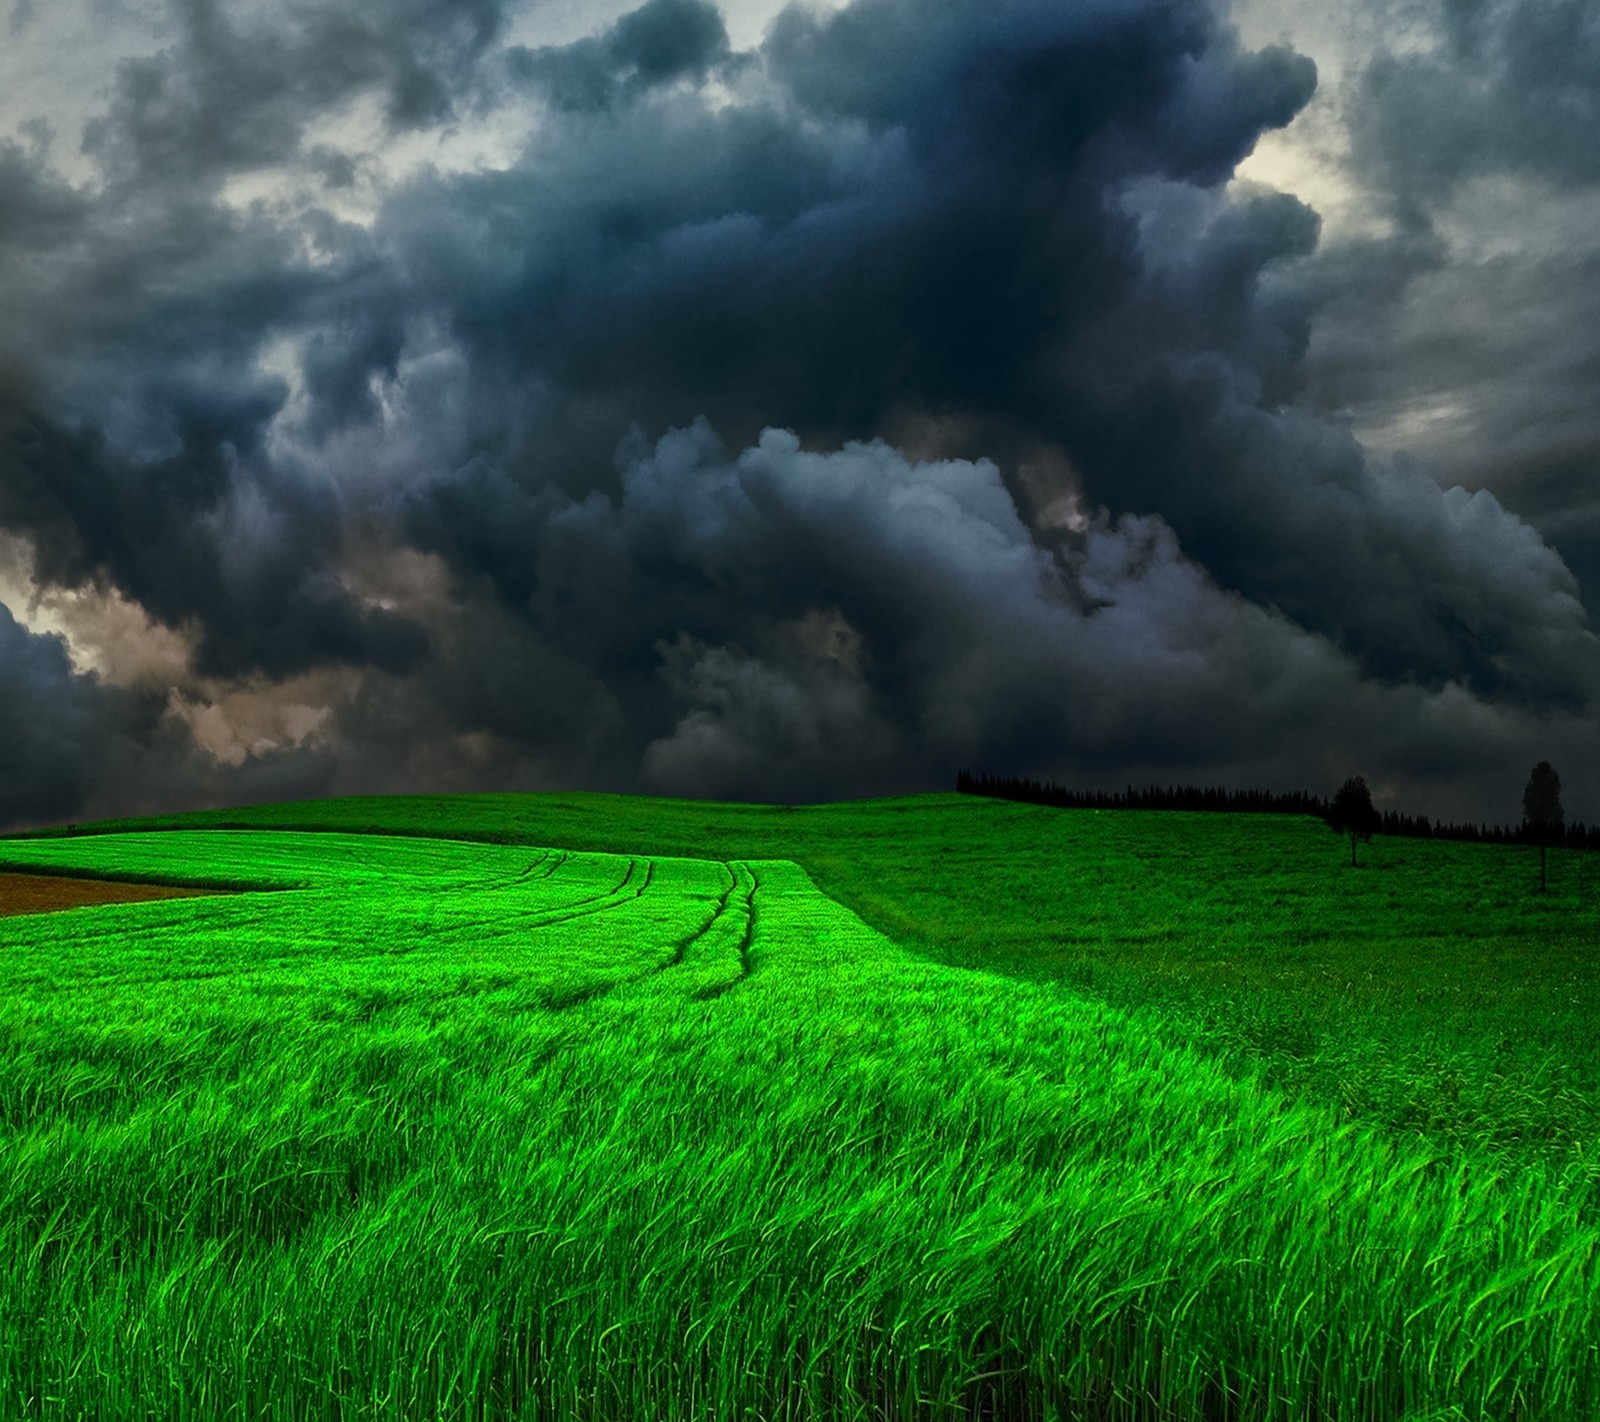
0,872,223,920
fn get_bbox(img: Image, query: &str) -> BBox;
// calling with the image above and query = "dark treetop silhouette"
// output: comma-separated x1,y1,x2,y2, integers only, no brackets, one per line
1522,761,1564,892
954,771,1600,851
1326,776,1381,868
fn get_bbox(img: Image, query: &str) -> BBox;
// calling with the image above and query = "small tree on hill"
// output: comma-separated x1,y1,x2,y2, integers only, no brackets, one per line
1327,775,1380,867
1522,761,1563,892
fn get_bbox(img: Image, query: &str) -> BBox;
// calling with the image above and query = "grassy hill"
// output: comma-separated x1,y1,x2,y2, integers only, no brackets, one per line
2,793,1596,1419
39,790,1600,1166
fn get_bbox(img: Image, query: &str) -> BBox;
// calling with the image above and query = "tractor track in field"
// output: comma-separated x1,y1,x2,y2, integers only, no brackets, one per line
371,857,652,953
514,850,552,881
545,860,758,1013
520,857,653,930
412,856,654,943
690,861,758,1001
541,855,642,909
335,840,513,891
664,861,738,969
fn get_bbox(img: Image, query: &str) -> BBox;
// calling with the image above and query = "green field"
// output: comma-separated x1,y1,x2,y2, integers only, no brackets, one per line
2,793,1596,1419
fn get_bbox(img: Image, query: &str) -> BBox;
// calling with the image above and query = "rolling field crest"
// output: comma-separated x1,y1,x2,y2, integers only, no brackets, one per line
1,802,1596,1421
0,831,769,1016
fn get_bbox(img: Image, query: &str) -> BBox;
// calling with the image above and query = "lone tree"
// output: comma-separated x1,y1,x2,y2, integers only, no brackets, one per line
1522,761,1564,892
1327,775,1380,867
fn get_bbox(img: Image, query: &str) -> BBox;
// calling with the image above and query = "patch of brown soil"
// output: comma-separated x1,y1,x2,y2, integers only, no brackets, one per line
0,872,225,919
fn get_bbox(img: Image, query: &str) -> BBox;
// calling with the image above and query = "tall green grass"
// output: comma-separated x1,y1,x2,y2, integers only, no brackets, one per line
52,793,1600,1175
1,822,1596,1418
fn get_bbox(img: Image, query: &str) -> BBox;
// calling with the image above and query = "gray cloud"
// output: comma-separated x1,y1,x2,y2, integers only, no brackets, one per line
0,604,113,824
510,0,736,113
0,0,1595,827
394,419,1590,817
1349,0,1600,206
0,138,87,251
82,0,509,186
394,0,1590,702
1275,0,1600,609
0,378,429,679
0,598,335,829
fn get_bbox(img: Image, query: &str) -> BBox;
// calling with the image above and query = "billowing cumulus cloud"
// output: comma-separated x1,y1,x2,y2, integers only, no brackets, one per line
0,377,429,679
0,0,1594,828
397,421,1585,819
0,605,123,825
0,597,334,828
1260,0,1600,614
512,0,737,112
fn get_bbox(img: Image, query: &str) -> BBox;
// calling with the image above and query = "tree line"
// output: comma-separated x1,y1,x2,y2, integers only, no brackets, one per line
954,767,1600,854
954,772,1326,818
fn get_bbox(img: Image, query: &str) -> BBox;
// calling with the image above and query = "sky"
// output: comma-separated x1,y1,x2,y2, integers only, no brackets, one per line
0,0,1597,829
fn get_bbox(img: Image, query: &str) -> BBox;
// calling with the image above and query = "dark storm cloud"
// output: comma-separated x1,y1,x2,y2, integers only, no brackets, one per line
0,380,428,679
83,0,510,184
1349,0,1600,205
0,140,87,250
397,0,1589,714
0,600,334,828
300,308,407,437
1057,358,1594,703
764,0,1314,186
402,419,1585,812
1292,0,1600,605
0,604,112,824
510,0,736,113
410,421,1335,801
3,0,1597,825
417,0,1316,449
0,0,444,689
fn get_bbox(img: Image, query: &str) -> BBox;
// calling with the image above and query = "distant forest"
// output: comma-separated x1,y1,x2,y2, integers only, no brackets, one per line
955,771,1600,852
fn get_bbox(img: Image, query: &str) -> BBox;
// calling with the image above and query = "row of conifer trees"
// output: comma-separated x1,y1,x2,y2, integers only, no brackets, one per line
953,770,1600,852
